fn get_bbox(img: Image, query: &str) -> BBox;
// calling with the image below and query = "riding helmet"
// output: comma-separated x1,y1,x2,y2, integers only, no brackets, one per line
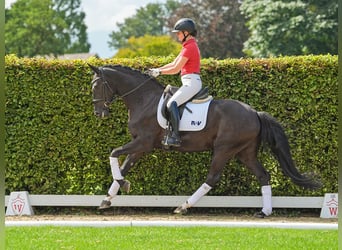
172,18,197,37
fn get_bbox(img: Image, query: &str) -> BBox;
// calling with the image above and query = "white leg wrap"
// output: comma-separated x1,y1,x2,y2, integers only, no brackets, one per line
186,183,212,207
261,185,272,216
110,157,123,180
106,180,120,199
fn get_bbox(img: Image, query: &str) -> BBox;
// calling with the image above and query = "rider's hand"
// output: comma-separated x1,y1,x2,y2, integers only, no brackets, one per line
148,68,161,78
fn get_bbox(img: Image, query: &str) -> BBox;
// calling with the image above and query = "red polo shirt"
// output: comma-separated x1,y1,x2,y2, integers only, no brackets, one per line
180,38,200,76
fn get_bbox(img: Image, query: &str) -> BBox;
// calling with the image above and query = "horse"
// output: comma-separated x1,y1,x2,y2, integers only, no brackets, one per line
89,64,321,217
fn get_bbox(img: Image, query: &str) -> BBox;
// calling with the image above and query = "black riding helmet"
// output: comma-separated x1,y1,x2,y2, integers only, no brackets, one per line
172,18,197,42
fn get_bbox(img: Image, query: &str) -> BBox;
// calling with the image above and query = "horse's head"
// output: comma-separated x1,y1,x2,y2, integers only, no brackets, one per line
89,64,115,118
89,63,164,118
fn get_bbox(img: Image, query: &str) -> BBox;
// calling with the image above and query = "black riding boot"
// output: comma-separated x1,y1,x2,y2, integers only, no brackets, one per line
163,101,181,147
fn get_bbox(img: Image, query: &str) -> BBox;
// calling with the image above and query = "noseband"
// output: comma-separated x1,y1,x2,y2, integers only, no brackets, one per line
92,67,153,107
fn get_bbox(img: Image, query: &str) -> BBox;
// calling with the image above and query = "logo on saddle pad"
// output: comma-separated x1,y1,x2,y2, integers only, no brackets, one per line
157,95,212,131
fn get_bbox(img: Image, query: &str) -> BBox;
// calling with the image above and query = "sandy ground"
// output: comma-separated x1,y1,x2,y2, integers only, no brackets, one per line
5,204,338,224
5,210,338,224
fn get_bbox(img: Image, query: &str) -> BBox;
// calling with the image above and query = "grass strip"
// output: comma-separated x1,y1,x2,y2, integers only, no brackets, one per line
6,226,337,249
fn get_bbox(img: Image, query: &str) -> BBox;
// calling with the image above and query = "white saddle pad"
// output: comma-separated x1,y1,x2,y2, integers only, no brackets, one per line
157,95,212,131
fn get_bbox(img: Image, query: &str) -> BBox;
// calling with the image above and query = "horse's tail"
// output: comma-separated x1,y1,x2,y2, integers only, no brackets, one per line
257,111,322,189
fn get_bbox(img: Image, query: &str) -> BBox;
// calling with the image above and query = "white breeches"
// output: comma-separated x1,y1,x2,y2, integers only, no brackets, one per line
167,74,202,108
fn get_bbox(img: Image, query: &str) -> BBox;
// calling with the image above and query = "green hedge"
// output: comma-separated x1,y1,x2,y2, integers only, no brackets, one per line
5,54,337,196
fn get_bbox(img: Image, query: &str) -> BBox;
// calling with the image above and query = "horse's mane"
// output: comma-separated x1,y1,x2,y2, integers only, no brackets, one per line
102,64,164,88
103,64,144,76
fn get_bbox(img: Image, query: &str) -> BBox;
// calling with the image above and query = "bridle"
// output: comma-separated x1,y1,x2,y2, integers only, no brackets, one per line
92,67,153,107
92,75,115,107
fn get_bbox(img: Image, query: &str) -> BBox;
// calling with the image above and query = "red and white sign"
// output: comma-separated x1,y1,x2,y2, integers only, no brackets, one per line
6,191,34,216
320,193,338,218
11,194,25,215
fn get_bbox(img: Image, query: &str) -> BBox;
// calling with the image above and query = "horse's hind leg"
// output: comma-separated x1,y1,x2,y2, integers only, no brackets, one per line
236,146,272,217
174,150,231,214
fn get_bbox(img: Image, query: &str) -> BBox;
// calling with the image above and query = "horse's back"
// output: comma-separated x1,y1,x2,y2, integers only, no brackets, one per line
207,99,260,139
210,99,258,119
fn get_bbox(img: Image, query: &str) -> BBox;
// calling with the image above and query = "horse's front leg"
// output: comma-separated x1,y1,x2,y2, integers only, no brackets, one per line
109,138,150,186
119,152,144,177
98,138,150,209
110,152,144,191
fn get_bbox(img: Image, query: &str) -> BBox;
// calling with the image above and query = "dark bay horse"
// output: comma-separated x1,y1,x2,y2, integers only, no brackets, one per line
89,64,321,217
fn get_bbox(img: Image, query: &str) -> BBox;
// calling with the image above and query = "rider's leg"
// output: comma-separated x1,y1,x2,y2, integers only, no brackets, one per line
163,74,202,147
164,101,181,147
166,74,202,109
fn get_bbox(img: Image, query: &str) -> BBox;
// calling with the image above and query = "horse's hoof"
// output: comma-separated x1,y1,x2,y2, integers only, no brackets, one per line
98,200,111,210
254,211,267,218
173,206,187,215
121,180,131,193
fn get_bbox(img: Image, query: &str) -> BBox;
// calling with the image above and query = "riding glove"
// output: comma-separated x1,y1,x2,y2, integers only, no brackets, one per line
148,68,161,78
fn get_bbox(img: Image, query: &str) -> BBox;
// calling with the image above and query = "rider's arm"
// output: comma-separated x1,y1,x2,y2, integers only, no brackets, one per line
158,54,188,75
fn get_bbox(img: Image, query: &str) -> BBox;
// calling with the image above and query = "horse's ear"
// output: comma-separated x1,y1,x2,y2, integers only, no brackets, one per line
88,63,100,75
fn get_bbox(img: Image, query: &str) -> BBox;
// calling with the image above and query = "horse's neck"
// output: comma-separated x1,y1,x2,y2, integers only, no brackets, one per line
121,77,163,112
106,67,164,112
124,85,162,108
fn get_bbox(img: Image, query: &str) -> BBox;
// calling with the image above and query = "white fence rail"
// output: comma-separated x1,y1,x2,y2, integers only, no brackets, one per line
5,195,324,208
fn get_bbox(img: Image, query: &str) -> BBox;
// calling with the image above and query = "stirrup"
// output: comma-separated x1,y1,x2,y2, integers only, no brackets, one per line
162,135,181,147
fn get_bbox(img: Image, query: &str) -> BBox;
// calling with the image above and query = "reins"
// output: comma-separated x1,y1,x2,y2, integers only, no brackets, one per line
119,75,153,98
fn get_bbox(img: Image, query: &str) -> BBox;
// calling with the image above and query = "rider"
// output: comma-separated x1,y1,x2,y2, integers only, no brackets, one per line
148,18,202,147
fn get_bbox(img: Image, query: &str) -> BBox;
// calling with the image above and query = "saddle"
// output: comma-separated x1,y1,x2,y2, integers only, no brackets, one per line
161,85,211,119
